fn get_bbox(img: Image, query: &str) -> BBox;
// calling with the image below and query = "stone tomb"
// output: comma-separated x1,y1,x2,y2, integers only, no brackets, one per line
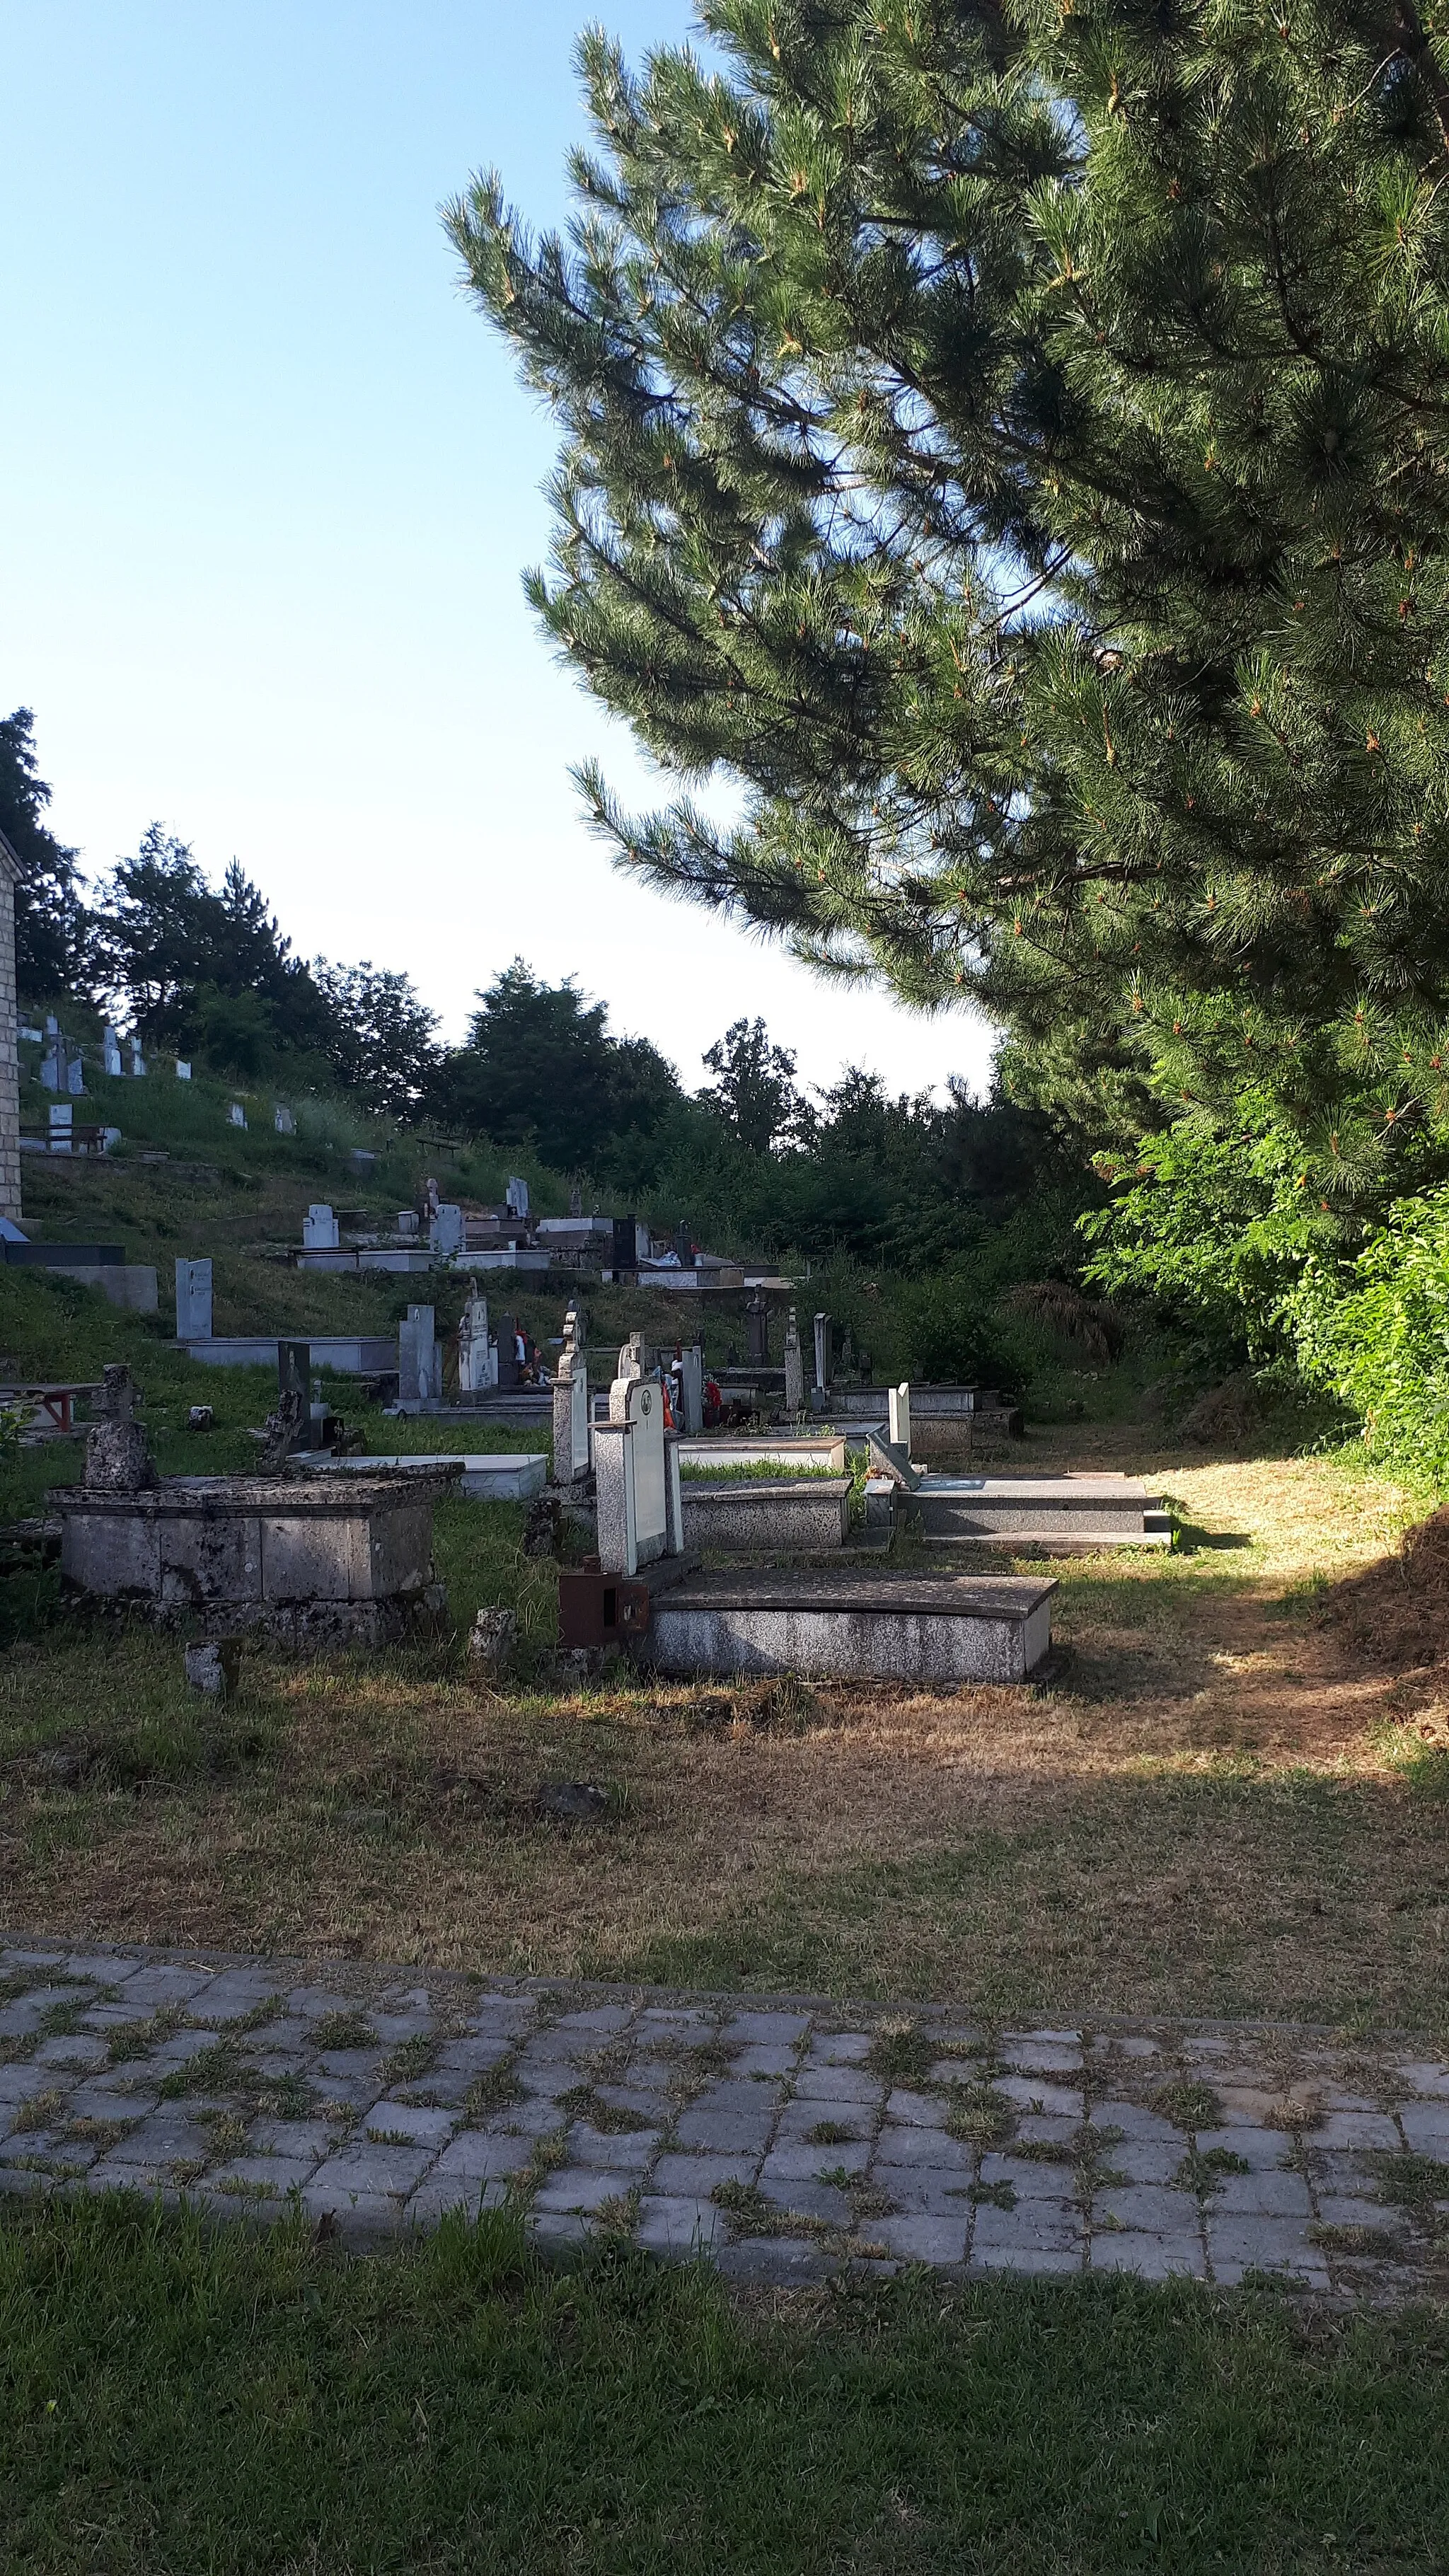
642,1567,1056,1684
57,1466,460,1645
913,1471,1172,1552
306,1452,547,1503
681,1475,851,1554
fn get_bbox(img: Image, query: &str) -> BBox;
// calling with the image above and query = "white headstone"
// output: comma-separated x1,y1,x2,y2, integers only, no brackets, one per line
458,1281,497,1393
505,1174,529,1219
889,1382,912,1456
273,1104,294,1135
40,1043,60,1091
175,1257,213,1341
552,1303,590,1482
129,1037,146,1076
48,1102,72,1150
103,1027,123,1077
595,1368,682,1576
65,1044,85,1096
429,1202,463,1258
302,1203,340,1250
676,1344,704,1436
227,1102,247,1128
175,1060,192,1080
398,1304,441,1405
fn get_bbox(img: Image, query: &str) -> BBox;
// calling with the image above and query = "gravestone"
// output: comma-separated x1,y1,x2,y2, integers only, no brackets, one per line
552,1302,590,1484
673,1220,692,1265
595,1357,683,1576
83,1364,157,1494
783,1308,805,1413
746,1291,769,1367
889,1382,912,1455
273,1104,294,1136
398,1305,441,1405
49,1103,72,1148
67,1046,85,1096
129,1037,145,1077
457,1279,497,1394
569,1184,582,1218
227,1102,246,1129
40,1038,59,1091
302,1203,340,1251
175,1059,191,1080
813,1312,831,1397
676,1342,704,1436
397,1211,420,1239
103,1027,122,1077
611,1214,637,1276
505,1174,529,1220
429,1202,463,1258
175,1257,213,1342
278,1340,312,1419
840,1325,855,1380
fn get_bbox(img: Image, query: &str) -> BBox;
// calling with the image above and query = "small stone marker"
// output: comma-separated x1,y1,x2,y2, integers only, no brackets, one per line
889,1382,912,1455
175,1257,213,1342
175,1059,191,1080
783,1308,805,1413
302,1203,340,1250
397,1210,420,1238
83,1365,158,1494
227,1102,246,1128
183,1639,241,1697
129,1037,146,1077
103,1027,122,1077
457,1280,497,1394
468,1605,517,1672
273,1104,294,1135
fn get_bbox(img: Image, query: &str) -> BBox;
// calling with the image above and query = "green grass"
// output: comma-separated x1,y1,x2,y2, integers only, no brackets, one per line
679,1458,839,1482
1,2195,1446,2573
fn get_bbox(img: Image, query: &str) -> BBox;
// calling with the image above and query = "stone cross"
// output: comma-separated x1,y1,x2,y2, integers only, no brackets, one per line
783,1308,805,1413
175,1257,213,1342
82,1365,158,1494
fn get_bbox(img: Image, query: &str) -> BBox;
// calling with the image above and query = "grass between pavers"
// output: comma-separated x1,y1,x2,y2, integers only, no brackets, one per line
2,2195,1447,2575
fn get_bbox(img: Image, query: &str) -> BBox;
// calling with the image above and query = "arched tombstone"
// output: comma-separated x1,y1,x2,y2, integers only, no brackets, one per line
596,1349,683,1576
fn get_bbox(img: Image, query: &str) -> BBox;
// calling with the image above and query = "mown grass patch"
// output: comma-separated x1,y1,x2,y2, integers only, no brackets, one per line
2,2193,1448,2573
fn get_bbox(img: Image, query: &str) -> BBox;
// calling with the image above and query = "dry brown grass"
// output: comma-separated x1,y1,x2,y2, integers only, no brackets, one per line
4,1431,1447,2029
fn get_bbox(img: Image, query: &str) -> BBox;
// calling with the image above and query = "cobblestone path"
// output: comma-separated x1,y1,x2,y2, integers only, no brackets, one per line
2,1939,1446,2296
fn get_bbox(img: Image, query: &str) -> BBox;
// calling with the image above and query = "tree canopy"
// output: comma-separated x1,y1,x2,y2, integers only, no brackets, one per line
0,707,91,998
429,957,682,1167
453,0,1449,1187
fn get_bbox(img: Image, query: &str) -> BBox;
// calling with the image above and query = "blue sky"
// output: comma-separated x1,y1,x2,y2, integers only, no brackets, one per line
0,1,993,1100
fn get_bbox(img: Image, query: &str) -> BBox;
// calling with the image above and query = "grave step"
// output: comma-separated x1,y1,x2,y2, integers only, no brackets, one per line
640,1567,1056,1684
913,1475,1170,1548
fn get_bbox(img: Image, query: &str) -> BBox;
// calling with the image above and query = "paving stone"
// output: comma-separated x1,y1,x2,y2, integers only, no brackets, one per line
1087,2098,1180,2140
316,2048,384,2081
514,2061,587,2098
998,2076,1084,2116
117,1968,215,2009
302,2185,403,2243
876,2170,975,2214
969,2241,1081,2276
1314,2111,1402,2150
362,2102,456,2149
793,2067,882,2104
715,2238,834,2284
758,2174,850,2225
489,2097,569,2140
874,2212,969,2265
311,2074,386,2113
729,2046,799,2079
551,2006,635,2034
1395,2060,1449,2098
33,2035,108,2071
1092,2035,1162,2060
1109,2139,1181,2185
979,2152,1080,2201
776,2098,872,2142
1095,2183,1196,2233
884,2088,947,2128
430,2131,534,2183
591,2085,671,2125
144,2028,231,2069
634,2194,728,2256
1090,2234,1205,2279
674,2108,775,2154
1013,2113,1081,2148
1000,2035,1083,2075
248,2120,333,2161
1211,2168,1312,2217
1207,2217,1328,2286
434,2035,518,2074
308,2141,434,2197
189,1975,284,2025
533,2167,642,2216
971,2200,1081,2254
650,2151,756,2196
719,2011,809,2047
406,2175,510,2226
528,2211,593,2255
98,2113,219,2163
637,2009,715,2040
806,2032,874,2066
62,2084,154,2123
1195,2126,1293,2171
762,2139,871,2183
1315,2194,1407,2232
566,2122,662,2172
207,2158,315,2200
1399,2103,1449,2152
287,1987,361,2019
875,2125,970,2172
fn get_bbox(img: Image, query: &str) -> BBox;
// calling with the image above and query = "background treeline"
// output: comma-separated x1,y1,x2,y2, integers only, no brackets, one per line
3,707,1090,1299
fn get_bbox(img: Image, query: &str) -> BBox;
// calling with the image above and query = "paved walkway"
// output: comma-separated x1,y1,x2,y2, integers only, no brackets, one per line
2,1940,1446,2296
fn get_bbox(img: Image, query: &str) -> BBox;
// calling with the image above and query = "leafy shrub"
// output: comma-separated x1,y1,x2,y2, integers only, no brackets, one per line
1290,1189,1449,1486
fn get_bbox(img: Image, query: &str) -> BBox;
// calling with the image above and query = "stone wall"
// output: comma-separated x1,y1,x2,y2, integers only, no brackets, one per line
0,831,21,1226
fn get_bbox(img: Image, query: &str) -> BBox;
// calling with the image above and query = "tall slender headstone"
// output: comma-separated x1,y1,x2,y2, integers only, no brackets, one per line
813,1312,831,1397
888,1382,912,1457
398,1305,441,1404
429,1202,463,1258
273,1104,295,1135
783,1308,805,1413
0,828,20,1224
457,1280,497,1393
595,1356,683,1576
175,1257,213,1342
552,1302,590,1484
676,1342,704,1436
746,1291,769,1367
505,1174,529,1220
103,1027,123,1077
129,1036,146,1077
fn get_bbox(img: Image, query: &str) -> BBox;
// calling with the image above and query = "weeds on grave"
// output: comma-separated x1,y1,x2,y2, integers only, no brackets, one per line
1152,2080,1224,2131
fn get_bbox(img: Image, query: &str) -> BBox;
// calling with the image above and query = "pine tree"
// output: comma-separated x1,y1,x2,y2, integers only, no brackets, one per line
451,0,1449,1184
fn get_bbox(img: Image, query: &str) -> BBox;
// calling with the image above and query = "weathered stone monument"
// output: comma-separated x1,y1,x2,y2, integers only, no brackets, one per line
0,828,18,1227
746,1291,769,1367
227,1102,247,1129
175,1257,213,1342
103,1027,123,1077
274,1104,295,1135
505,1174,529,1220
594,1342,684,1576
783,1308,805,1413
429,1202,463,1259
81,1365,158,1494
813,1312,831,1398
303,1203,340,1251
889,1382,912,1455
552,1302,590,1485
675,1342,704,1436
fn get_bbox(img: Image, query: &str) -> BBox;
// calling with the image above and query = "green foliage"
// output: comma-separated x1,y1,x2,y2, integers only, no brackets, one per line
456,0,1449,1178
429,957,680,1174
1291,1185,1449,1484
700,1017,807,1153
0,706,90,1000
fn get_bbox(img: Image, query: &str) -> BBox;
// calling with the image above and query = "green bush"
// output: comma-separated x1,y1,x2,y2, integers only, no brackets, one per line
1290,1189,1449,1487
